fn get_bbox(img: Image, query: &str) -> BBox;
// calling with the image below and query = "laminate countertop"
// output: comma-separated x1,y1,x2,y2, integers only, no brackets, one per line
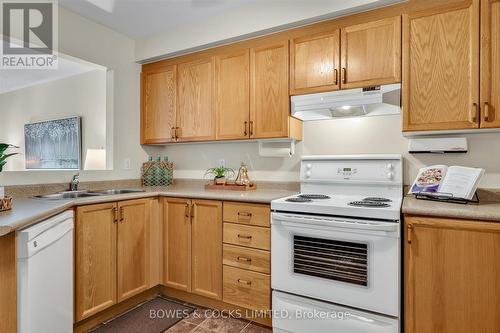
0,184,298,237
403,195,500,223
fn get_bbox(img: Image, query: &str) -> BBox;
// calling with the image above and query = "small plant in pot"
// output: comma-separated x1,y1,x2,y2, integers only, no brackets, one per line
204,166,235,185
0,143,19,173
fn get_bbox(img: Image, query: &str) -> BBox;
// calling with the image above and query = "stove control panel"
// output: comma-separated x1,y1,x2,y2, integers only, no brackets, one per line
300,155,403,184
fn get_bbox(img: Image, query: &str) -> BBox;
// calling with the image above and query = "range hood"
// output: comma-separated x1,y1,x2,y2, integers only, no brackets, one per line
291,83,401,121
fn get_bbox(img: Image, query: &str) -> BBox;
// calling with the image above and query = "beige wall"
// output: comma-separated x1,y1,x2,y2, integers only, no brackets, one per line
0,70,107,171
157,115,500,188
0,7,157,186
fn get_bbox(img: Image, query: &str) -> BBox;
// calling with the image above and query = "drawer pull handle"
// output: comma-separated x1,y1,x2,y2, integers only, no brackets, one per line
237,234,252,239
237,256,252,262
238,212,252,218
237,279,252,286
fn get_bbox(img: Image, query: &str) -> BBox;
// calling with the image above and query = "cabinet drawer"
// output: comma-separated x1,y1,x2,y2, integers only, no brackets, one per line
223,266,270,310
223,202,270,227
223,223,270,250
223,244,270,274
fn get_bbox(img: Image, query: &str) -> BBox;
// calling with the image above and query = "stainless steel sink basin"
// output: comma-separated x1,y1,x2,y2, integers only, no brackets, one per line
91,189,146,195
33,189,145,200
34,192,104,200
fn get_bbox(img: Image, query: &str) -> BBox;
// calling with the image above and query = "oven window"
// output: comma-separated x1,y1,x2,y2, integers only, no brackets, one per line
293,235,368,286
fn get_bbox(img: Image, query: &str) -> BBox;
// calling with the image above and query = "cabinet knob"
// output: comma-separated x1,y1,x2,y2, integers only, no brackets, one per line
484,102,491,122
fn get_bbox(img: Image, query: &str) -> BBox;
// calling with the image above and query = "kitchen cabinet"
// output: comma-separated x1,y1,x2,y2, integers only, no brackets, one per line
140,66,177,144
250,41,299,139
177,57,216,141
116,199,150,302
340,16,401,89
75,199,153,321
191,200,223,300
215,50,250,140
75,203,117,321
402,1,480,131
162,198,222,300
222,202,271,311
405,216,500,333
290,30,340,95
163,198,191,292
480,0,500,128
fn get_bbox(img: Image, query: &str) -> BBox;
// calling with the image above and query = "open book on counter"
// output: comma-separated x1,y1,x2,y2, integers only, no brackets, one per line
409,165,484,200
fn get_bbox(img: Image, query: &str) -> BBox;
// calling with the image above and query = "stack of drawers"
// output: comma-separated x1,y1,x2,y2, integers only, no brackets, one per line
222,202,271,311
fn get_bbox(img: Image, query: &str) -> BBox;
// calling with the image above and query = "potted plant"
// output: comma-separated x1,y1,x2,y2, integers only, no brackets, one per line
0,143,19,173
0,143,19,205
204,166,235,185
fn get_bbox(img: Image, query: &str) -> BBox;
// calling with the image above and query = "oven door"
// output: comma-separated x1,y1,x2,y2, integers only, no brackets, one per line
271,212,400,317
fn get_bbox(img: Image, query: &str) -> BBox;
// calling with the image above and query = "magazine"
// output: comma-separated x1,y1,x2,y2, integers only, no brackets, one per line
409,165,484,200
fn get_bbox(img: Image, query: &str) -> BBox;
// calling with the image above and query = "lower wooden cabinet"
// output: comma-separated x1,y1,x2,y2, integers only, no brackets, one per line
75,199,153,321
163,198,223,300
223,265,270,311
405,215,500,333
75,202,117,321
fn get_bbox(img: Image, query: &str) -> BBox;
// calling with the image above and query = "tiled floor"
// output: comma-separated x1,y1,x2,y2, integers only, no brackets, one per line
164,303,272,333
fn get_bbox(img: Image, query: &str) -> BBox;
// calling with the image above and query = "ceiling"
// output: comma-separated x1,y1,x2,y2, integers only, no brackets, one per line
59,0,257,39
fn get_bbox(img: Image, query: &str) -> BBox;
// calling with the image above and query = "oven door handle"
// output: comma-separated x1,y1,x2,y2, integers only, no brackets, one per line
272,213,399,232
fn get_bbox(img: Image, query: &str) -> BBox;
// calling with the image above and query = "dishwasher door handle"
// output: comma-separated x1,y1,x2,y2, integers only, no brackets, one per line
19,218,74,259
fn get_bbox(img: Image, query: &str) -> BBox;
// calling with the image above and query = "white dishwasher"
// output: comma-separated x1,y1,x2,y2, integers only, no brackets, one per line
17,210,74,333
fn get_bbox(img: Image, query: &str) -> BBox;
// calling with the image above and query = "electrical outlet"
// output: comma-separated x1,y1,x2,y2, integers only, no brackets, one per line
123,158,131,170
219,159,225,167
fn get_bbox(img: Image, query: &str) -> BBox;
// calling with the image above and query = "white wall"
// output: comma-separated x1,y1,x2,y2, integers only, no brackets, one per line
0,7,156,186
0,70,107,171
135,0,401,62
157,115,500,188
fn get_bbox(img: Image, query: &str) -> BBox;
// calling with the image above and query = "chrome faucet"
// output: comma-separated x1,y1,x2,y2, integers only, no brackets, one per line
70,174,80,191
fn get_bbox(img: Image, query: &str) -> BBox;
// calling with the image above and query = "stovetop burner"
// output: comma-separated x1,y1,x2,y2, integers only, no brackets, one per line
348,201,391,208
363,197,392,203
298,194,331,199
285,197,313,203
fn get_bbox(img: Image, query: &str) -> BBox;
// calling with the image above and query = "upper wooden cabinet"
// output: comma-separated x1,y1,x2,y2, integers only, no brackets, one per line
140,66,177,144
75,203,117,321
480,0,500,128
403,1,480,131
405,216,500,333
250,41,292,139
290,30,340,95
341,16,401,89
116,199,150,302
215,50,250,140
177,57,216,141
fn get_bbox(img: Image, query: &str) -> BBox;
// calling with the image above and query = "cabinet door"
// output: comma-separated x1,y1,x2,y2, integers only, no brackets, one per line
177,57,216,141
290,30,340,95
191,200,222,300
215,50,250,140
402,2,480,131
163,198,192,292
250,41,290,139
480,0,500,128
117,199,150,302
340,16,401,89
405,216,500,333
141,66,177,144
75,203,117,321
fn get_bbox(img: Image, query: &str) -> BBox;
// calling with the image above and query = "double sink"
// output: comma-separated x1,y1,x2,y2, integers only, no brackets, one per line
34,189,145,200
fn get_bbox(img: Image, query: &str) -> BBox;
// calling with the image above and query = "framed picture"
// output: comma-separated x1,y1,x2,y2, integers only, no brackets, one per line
24,116,82,170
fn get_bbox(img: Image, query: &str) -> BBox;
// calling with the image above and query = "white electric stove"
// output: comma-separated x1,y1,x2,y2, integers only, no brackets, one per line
271,154,403,333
